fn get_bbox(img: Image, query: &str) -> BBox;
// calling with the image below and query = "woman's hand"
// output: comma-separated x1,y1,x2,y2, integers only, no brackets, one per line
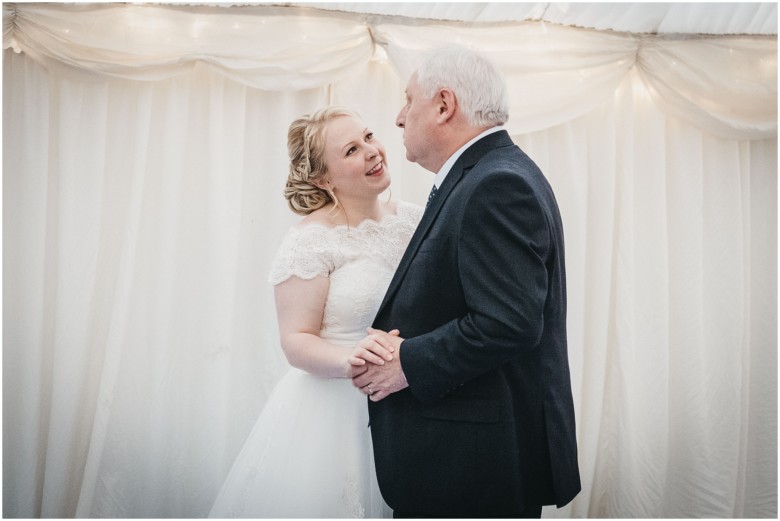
351,328,407,400
346,329,400,376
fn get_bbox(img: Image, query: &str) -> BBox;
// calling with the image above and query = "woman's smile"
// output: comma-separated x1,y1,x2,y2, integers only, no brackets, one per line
366,161,384,177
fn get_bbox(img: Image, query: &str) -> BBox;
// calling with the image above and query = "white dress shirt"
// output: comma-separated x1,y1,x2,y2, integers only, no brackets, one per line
432,125,505,190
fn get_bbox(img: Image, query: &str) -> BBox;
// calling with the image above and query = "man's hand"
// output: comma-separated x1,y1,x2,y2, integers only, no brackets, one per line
351,328,408,401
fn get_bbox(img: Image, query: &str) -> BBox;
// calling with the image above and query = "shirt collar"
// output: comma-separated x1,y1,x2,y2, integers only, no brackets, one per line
433,125,505,189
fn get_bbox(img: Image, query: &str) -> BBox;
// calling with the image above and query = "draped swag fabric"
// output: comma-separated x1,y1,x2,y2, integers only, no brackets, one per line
3,3,777,518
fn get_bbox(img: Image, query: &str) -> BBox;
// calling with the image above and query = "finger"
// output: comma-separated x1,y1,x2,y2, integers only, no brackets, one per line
348,356,366,366
369,389,387,402
356,339,374,351
367,333,396,354
357,348,386,366
358,337,392,355
352,374,371,388
348,366,366,380
368,327,400,337
365,339,394,359
350,367,369,384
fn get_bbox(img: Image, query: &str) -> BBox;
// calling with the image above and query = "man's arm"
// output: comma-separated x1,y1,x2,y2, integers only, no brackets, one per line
400,170,552,403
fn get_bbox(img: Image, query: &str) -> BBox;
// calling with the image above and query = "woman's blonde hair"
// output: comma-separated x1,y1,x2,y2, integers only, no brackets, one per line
284,106,361,215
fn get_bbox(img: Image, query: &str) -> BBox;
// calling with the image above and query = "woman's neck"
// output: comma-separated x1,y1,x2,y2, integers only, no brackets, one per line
332,197,389,227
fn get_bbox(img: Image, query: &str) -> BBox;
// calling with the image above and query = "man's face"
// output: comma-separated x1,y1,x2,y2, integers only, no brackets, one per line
395,73,439,172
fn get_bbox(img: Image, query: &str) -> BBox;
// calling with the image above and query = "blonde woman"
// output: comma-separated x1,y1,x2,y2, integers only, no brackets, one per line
208,107,422,518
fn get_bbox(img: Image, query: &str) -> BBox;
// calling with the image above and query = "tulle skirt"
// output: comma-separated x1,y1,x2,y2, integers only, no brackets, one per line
208,368,391,518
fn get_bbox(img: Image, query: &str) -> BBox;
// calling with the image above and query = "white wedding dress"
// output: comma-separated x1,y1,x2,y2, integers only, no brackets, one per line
208,201,422,519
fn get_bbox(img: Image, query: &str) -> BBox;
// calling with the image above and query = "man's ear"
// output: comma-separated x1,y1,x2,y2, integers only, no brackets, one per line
436,88,457,123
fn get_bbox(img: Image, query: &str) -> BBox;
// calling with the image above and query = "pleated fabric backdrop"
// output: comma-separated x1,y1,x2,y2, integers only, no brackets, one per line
3,3,777,518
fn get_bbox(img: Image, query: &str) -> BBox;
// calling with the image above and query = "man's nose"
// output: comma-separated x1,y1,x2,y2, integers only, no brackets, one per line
395,112,405,128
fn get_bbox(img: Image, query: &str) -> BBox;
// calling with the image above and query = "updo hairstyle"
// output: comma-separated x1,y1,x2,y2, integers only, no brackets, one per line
284,106,361,215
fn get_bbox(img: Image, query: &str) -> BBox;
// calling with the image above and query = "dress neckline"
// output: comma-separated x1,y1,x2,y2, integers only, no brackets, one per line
293,201,412,234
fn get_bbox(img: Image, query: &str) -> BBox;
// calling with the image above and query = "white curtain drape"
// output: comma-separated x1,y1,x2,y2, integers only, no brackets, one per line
3,3,777,518
295,2,779,34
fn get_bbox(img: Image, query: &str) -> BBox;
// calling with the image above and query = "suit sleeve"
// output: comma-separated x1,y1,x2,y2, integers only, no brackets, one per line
401,169,552,404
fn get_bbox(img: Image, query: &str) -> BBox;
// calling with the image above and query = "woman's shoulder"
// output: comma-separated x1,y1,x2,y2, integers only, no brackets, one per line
294,205,340,230
394,199,424,222
269,216,340,286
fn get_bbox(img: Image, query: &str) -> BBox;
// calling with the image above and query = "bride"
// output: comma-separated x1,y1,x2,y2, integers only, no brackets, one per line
208,106,423,518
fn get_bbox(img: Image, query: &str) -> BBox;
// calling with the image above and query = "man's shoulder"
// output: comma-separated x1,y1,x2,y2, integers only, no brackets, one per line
466,128,514,153
469,144,537,179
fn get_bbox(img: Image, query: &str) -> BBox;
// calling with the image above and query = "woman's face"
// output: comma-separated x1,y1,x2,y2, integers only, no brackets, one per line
322,115,390,202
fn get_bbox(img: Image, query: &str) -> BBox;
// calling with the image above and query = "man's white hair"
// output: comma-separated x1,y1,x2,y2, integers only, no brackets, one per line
415,45,509,127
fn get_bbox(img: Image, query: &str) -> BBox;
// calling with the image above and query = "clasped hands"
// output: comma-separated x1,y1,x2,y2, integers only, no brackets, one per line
348,327,408,402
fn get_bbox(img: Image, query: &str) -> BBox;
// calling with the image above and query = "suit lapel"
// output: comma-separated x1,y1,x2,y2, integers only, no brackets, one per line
381,162,463,300
375,130,515,320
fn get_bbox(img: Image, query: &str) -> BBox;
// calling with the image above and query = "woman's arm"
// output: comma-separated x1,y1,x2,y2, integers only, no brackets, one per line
275,275,393,378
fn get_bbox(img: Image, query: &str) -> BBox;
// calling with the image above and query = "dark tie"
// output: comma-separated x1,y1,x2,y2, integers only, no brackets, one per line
426,185,438,208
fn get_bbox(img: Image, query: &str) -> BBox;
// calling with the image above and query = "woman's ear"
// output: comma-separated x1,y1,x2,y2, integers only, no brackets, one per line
436,88,457,123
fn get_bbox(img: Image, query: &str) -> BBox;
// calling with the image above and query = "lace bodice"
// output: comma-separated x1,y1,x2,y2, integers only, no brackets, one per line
269,201,423,346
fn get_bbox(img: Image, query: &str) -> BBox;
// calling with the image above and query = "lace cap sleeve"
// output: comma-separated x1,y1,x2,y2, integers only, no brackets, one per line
268,225,337,285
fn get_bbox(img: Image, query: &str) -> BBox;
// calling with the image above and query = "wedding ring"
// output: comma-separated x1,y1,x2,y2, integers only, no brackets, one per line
367,385,373,395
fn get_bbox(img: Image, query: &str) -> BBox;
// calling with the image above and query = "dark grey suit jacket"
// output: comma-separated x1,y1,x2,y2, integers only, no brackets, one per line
369,130,581,516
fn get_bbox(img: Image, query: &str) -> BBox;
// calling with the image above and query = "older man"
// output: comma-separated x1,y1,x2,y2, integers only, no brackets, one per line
352,45,581,518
